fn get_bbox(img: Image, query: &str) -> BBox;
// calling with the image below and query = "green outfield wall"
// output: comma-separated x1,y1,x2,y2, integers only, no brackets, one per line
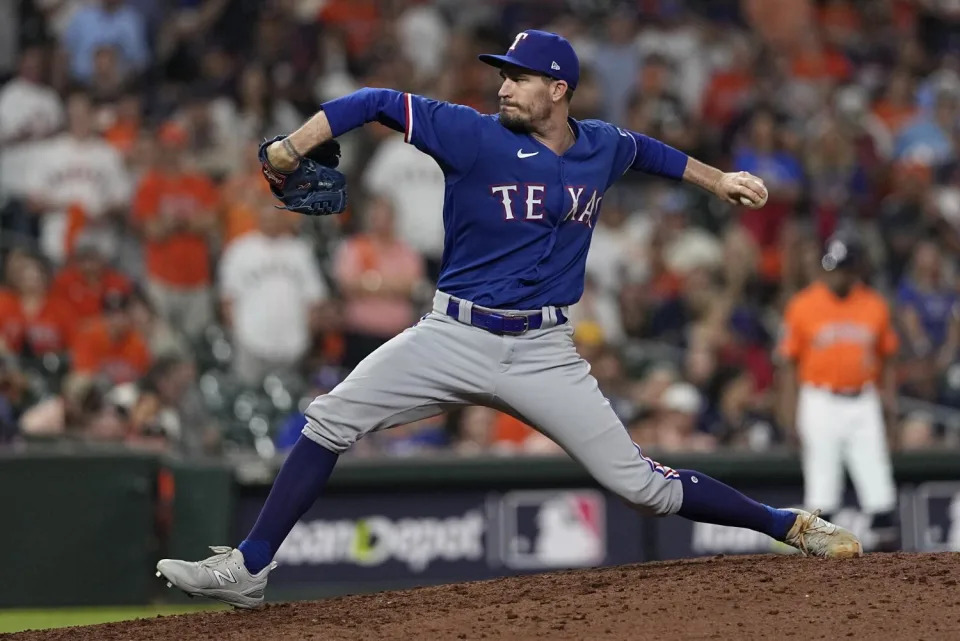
2,447,959,607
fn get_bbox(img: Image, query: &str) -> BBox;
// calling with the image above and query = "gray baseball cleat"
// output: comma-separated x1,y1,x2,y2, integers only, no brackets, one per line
156,546,277,609
781,508,863,558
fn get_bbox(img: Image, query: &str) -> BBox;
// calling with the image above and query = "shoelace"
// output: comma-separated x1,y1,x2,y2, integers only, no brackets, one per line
199,546,234,568
198,546,278,577
793,510,834,556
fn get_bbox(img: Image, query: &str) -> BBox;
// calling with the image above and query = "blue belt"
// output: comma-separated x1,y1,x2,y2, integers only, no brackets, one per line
445,299,567,335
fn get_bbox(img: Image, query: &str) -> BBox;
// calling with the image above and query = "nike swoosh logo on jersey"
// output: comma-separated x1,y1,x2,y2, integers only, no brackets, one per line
517,150,539,158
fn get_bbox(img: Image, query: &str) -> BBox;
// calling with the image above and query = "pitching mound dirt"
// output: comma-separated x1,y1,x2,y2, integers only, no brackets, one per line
5,553,960,641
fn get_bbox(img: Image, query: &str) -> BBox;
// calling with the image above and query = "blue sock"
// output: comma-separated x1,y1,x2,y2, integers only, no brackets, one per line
238,435,339,574
676,469,796,540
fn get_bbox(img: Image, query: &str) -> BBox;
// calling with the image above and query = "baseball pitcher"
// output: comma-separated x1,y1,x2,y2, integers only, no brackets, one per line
158,30,862,608
779,233,900,551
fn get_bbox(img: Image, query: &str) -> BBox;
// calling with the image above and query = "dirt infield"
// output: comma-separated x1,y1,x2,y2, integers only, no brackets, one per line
5,553,960,641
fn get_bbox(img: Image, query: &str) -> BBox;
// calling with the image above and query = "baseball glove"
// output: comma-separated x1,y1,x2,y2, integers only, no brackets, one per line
258,135,347,216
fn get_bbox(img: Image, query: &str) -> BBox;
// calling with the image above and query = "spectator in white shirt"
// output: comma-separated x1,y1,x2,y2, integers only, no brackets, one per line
219,195,328,387
362,132,446,280
0,46,65,205
23,90,131,264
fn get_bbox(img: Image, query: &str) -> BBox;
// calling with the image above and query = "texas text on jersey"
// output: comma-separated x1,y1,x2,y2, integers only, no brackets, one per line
320,89,686,309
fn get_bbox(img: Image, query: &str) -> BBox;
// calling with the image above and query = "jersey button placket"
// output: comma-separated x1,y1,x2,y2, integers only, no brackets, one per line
558,159,567,223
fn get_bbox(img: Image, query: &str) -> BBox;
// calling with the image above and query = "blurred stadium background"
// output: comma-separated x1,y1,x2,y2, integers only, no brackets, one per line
2,0,960,633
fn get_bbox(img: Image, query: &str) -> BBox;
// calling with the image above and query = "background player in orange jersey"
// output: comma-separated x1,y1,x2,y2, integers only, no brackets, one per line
778,231,900,551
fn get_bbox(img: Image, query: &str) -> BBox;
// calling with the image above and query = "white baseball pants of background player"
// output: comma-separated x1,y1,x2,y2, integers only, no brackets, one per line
796,384,898,545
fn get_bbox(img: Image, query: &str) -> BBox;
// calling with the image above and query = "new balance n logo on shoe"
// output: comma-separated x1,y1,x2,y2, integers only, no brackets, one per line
213,568,237,586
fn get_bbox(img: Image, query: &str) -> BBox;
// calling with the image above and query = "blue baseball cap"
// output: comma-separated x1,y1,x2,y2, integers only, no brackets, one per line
479,30,580,91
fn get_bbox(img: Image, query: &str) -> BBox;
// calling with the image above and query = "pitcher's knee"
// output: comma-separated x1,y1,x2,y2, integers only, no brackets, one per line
585,445,684,516
617,477,683,516
301,417,355,453
301,398,363,454
300,380,389,453
609,456,684,516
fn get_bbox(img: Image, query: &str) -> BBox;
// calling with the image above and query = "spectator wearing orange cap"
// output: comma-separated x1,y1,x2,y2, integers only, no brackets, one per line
71,290,151,385
133,121,218,340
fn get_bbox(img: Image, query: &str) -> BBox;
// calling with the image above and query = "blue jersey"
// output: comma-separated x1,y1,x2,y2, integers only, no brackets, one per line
323,89,688,309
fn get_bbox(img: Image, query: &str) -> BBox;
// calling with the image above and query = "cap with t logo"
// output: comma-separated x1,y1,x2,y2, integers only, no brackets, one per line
479,30,580,90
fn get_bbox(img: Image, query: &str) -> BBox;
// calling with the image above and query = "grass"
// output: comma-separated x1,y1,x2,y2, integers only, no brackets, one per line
0,604,228,634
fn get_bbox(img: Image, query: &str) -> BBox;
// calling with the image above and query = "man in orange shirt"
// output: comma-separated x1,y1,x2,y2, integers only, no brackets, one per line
72,290,151,385
778,232,899,551
51,234,132,322
133,122,218,340
0,253,76,357
333,197,425,367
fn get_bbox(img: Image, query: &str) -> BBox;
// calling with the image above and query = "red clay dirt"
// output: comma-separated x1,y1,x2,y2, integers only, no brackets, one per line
5,553,960,641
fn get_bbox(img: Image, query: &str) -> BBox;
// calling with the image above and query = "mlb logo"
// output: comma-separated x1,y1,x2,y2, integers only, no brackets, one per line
912,481,960,551
498,490,606,569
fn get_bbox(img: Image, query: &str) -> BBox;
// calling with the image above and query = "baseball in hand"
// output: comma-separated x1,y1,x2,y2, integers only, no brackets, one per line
745,191,769,208
718,171,768,209
738,179,768,208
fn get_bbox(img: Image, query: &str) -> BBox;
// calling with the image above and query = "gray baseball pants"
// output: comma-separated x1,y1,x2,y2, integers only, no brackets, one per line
302,291,684,516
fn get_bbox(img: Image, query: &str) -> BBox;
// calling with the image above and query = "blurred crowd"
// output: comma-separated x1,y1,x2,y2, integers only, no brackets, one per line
2,0,960,459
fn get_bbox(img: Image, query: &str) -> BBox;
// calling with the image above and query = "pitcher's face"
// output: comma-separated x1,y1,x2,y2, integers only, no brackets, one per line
497,65,556,133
